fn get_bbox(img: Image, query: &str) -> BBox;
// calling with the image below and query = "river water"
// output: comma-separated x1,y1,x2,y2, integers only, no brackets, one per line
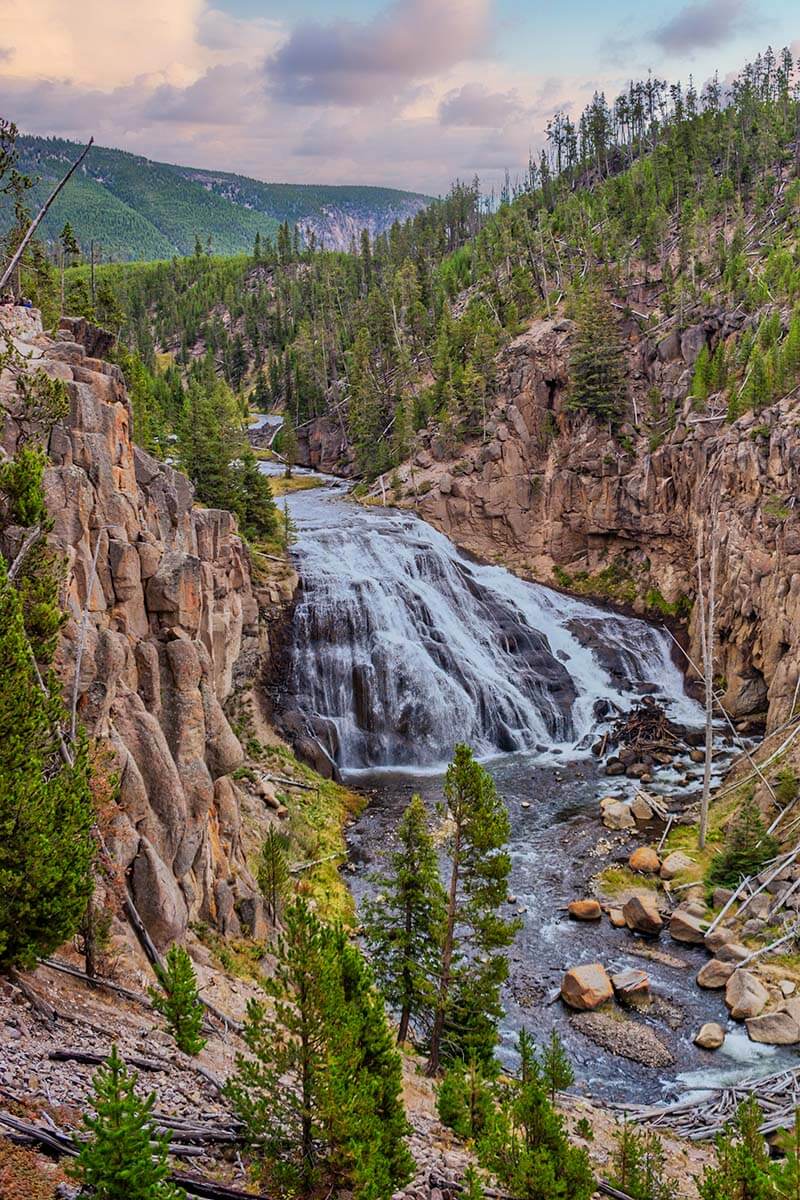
258,446,793,1104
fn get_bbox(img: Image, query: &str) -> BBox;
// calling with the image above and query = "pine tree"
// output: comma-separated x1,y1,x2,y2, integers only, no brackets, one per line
0,559,95,970
278,413,299,478
698,1098,774,1200
149,945,206,1056
479,1031,594,1200
706,794,778,889
256,827,290,926
362,793,445,1044
772,1107,800,1199
427,745,519,1075
567,285,628,425
70,1046,185,1200
225,899,411,1198
436,1058,495,1141
541,1029,574,1104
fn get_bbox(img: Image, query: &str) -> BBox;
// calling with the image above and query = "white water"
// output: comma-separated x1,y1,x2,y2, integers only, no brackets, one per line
283,483,701,771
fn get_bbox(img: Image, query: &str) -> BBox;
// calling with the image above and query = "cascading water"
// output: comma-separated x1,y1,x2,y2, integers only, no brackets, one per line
279,479,700,770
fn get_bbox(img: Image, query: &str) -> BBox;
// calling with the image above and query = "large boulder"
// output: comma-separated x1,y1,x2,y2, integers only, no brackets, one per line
602,800,635,830
660,851,694,880
746,1011,800,1045
561,963,614,1011
629,847,661,874
611,968,650,1002
697,959,736,989
669,910,707,944
568,899,602,921
725,970,769,1020
623,894,663,935
695,1022,726,1050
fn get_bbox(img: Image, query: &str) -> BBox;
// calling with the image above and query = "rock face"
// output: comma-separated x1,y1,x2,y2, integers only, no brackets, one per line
395,316,800,732
561,963,614,1010
0,312,293,948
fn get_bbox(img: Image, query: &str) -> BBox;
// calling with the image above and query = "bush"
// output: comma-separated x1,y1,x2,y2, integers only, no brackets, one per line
706,795,779,889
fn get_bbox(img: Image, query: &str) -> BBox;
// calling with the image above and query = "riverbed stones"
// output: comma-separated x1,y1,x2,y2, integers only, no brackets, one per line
561,963,614,1010
629,847,661,874
602,800,635,830
705,926,736,953
660,851,694,880
725,970,769,1020
611,968,650,1001
605,759,626,777
623,894,663,935
669,910,707,944
745,1010,800,1045
568,899,602,921
696,959,736,989
716,941,750,963
695,1022,725,1050
630,793,654,821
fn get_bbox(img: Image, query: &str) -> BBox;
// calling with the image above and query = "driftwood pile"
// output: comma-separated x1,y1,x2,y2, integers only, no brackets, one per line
609,699,690,754
622,1063,800,1142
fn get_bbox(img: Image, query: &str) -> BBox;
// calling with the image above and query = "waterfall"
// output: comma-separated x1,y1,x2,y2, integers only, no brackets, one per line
279,483,700,771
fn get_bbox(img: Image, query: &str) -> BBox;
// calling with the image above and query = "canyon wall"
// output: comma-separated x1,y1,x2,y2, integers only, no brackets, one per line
0,309,293,949
389,316,800,730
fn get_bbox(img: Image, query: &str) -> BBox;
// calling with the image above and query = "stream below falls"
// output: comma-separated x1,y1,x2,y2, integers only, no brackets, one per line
258,440,797,1105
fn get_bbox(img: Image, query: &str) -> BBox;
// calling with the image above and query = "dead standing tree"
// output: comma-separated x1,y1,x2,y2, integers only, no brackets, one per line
696,498,720,850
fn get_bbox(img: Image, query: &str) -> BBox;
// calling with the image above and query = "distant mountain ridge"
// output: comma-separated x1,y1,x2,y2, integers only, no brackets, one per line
10,135,433,260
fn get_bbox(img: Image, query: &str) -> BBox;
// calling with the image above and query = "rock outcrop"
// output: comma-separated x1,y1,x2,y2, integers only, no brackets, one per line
388,316,800,731
0,310,294,948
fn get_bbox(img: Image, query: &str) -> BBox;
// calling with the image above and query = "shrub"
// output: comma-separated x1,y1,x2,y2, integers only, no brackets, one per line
706,795,779,889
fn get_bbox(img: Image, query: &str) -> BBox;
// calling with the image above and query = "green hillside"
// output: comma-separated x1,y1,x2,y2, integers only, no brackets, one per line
9,135,432,261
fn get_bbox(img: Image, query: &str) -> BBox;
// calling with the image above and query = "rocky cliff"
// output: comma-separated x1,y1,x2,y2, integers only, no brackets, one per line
384,315,800,732
0,308,294,950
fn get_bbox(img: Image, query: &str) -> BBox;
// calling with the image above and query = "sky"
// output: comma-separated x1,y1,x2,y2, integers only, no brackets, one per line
0,0,798,195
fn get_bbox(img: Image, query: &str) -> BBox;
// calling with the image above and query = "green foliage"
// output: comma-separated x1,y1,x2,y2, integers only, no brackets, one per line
775,767,799,808
256,827,290,926
567,285,628,424
609,1119,676,1200
478,1030,594,1200
70,1046,185,1200
149,945,207,1056
706,795,779,889
541,1029,575,1103
436,1059,495,1141
225,899,412,1198
0,443,49,527
698,1098,773,1200
0,558,95,970
362,793,446,1045
575,1117,594,1141
428,744,520,1074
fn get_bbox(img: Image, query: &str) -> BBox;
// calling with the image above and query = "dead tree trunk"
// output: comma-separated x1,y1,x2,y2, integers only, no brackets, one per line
696,501,719,850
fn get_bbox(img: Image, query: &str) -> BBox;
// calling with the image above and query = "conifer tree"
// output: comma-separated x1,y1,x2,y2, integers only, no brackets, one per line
257,826,290,926
427,745,519,1075
149,945,206,1056
698,1098,773,1200
278,413,299,478
225,899,411,1199
436,1057,495,1141
0,558,95,970
610,1119,675,1200
70,1046,185,1200
479,1031,593,1200
362,793,446,1044
567,285,628,425
542,1028,575,1103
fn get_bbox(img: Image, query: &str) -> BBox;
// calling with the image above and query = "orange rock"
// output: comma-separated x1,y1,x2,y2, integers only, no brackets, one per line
629,846,661,874
561,963,614,1011
568,899,602,921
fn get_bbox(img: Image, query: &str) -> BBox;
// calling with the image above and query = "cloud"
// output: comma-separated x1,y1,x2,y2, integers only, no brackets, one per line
266,0,492,105
439,82,527,128
652,0,751,54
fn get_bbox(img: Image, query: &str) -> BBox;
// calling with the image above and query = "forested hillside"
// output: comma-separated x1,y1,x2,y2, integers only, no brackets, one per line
8,135,432,259
59,49,800,486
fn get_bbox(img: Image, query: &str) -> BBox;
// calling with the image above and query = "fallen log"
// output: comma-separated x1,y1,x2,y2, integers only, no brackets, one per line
50,1048,168,1073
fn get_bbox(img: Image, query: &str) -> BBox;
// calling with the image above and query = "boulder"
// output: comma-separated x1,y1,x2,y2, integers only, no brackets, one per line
669,910,707,944
602,800,635,830
716,942,750,964
611,968,650,1001
631,793,655,821
725,970,769,1020
695,1022,726,1050
746,1010,800,1045
568,899,602,921
561,963,614,1011
705,926,737,954
712,887,735,908
660,850,693,880
623,894,663,936
697,959,736,989
629,846,661,874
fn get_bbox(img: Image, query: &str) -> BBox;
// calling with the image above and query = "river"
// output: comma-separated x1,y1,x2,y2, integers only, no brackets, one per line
257,441,793,1105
